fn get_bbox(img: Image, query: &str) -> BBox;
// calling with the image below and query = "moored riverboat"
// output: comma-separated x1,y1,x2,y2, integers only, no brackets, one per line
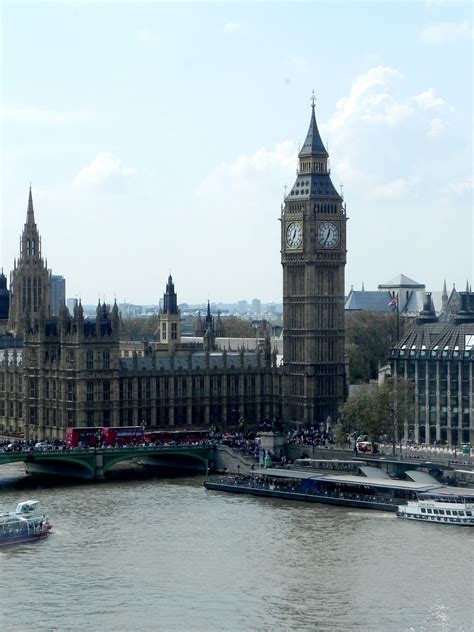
204,468,444,512
396,488,474,526
0,500,52,547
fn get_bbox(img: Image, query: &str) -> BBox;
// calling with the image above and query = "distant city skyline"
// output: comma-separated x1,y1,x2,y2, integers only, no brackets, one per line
2,2,472,304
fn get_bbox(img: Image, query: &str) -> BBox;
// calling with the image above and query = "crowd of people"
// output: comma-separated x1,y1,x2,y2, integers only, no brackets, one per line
0,439,66,453
286,427,335,447
1,431,472,466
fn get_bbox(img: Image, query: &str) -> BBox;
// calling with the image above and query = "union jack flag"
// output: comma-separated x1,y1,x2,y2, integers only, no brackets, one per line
388,291,398,308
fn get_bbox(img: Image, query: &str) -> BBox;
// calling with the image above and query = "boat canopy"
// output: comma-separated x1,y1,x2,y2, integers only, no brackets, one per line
254,468,443,492
16,500,39,514
404,471,440,485
358,466,391,479
418,487,474,500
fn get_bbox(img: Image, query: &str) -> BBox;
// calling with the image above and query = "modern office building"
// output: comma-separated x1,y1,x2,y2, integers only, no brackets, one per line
49,275,66,316
390,291,474,446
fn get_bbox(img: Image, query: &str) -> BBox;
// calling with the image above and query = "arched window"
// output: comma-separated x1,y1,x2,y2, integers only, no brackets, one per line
87,350,94,370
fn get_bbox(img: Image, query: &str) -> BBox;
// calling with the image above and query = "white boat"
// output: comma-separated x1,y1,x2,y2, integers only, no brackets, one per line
396,488,474,526
0,500,52,546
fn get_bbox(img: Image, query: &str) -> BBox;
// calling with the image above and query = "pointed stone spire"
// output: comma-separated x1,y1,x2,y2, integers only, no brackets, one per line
194,310,204,337
27,184,35,224
361,282,365,291
204,300,213,332
298,93,328,158
215,310,224,337
162,274,178,315
441,279,448,309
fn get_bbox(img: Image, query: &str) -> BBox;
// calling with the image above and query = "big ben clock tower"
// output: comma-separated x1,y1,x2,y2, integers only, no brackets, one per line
281,96,347,427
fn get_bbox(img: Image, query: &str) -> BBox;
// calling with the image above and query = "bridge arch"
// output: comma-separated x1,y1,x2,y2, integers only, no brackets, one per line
102,448,209,475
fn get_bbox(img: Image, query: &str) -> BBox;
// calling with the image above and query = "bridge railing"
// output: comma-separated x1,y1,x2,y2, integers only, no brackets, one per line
1,444,210,457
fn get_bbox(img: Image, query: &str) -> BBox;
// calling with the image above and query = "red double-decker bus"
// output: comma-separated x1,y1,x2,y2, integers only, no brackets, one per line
144,429,210,446
100,426,144,447
66,427,101,448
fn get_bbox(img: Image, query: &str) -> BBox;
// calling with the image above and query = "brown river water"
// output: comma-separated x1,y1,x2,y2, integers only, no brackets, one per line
0,463,473,631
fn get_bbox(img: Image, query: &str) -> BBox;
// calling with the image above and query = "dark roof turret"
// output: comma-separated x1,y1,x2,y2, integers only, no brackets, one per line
298,96,328,158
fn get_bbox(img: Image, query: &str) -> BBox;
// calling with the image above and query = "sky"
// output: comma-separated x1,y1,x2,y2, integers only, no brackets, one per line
1,0,473,305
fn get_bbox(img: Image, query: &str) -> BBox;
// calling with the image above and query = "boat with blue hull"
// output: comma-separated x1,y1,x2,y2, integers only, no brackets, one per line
0,500,52,547
204,468,450,512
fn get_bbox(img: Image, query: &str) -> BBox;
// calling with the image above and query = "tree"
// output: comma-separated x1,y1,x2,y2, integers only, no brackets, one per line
220,317,255,337
377,378,415,455
339,378,415,452
333,421,349,448
345,311,399,383
120,316,160,340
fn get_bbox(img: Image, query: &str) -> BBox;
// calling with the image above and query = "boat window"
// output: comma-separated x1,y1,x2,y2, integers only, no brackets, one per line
452,511,458,516
466,511,472,516
459,511,465,516
433,509,439,515
427,508,432,514
439,509,444,515
446,510,451,515
421,508,426,513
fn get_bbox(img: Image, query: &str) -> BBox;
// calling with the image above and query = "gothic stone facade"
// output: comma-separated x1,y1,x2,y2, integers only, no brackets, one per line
281,103,347,426
0,298,281,440
1,104,351,439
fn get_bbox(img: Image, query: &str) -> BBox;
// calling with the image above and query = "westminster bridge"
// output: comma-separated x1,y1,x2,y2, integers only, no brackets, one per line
0,445,212,480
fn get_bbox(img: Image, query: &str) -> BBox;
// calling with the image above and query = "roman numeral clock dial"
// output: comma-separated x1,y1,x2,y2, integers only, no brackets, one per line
286,221,303,250
318,222,339,249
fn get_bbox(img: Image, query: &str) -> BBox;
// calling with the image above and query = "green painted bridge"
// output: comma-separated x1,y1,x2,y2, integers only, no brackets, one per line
0,445,212,480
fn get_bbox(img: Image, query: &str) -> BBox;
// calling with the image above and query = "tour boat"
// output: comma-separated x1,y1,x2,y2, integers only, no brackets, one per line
396,489,474,526
204,468,443,512
0,500,52,546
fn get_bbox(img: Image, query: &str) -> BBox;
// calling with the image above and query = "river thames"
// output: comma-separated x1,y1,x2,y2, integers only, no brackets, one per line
0,463,472,631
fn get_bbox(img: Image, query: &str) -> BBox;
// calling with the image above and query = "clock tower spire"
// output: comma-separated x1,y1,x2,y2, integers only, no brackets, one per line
281,97,347,427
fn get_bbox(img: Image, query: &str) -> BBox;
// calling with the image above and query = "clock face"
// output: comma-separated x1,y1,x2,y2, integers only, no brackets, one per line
286,221,303,249
318,222,339,248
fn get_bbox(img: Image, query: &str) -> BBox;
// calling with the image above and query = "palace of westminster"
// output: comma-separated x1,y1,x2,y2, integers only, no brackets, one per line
1,104,473,446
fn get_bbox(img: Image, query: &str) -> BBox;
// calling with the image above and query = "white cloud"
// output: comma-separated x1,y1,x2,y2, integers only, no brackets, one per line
136,28,160,49
444,176,474,195
326,66,408,134
411,88,450,110
73,152,136,190
325,66,452,140
428,117,445,137
370,177,421,199
1,106,89,124
199,141,297,189
224,22,243,33
420,21,473,44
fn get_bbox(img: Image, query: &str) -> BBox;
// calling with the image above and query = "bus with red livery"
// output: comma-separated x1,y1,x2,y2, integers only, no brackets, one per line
144,429,210,446
66,427,101,448
100,426,144,447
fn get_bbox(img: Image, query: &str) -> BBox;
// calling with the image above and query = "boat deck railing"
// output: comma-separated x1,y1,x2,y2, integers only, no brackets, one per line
212,476,398,505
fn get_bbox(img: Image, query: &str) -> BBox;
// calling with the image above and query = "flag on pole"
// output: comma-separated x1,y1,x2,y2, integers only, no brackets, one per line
388,291,398,308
